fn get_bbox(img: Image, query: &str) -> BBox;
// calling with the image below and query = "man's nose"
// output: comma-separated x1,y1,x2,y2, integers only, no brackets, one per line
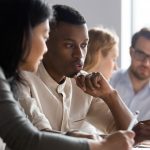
73,47,83,58
142,56,150,66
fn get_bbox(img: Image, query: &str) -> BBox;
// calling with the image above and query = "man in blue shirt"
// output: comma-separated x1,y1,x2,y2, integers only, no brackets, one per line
110,27,150,121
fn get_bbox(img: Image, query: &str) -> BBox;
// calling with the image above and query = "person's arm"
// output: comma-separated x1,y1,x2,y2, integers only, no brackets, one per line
75,72,133,130
0,68,89,150
133,120,150,144
87,97,117,134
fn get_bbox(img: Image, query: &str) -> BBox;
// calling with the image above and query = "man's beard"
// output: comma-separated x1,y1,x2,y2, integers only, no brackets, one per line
131,67,150,80
66,71,78,78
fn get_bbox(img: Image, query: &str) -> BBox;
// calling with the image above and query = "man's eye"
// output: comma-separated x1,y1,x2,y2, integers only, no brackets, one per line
81,43,87,49
66,43,74,48
136,51,145,57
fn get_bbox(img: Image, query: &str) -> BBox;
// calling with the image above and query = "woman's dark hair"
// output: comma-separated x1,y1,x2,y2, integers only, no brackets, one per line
0,0,50,79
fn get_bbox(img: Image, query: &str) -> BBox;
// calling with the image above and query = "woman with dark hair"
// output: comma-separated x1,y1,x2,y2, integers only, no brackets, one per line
0,0,135,150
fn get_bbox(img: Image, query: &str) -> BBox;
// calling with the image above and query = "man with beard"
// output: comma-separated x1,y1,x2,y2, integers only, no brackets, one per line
17,4,133,138
110,27,150,121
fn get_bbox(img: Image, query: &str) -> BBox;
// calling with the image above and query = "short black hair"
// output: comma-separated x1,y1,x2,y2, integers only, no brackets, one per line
51,4,86,25
131,27,150,48
0,0,51,79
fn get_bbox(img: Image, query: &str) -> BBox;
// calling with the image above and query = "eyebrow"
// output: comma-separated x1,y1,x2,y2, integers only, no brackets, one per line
63,38,89,43
63,38,74,41
135,49,150,56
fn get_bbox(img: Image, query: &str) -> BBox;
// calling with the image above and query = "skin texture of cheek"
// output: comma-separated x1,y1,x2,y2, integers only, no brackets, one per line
101,60,112,79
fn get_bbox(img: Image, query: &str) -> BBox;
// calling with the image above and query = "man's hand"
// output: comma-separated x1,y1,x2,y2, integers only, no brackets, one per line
133,120,150,144
75,72,114,99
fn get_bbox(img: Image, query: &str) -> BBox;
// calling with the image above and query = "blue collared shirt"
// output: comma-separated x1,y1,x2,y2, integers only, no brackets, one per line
110,69,150,121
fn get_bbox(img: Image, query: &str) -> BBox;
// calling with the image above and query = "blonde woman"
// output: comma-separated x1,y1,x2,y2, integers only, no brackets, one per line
84,26,119,80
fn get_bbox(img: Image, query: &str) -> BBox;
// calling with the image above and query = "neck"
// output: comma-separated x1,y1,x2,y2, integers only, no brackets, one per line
42,60,65,84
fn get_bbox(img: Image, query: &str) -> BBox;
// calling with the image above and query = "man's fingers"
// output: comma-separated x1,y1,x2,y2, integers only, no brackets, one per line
75,75,86,91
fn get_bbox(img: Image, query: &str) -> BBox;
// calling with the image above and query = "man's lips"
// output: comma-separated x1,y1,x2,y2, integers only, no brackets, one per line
139,66,149,72
73,63,83,70
75,65,83,71
75,63,83,67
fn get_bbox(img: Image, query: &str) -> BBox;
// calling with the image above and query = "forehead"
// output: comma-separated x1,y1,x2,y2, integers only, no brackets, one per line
54,22,89,41
135,36,150,55
32,19,50,35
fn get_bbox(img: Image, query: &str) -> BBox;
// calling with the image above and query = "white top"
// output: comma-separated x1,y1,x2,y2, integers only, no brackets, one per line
18,63,116,133
0,138,5,150
110,69,150,121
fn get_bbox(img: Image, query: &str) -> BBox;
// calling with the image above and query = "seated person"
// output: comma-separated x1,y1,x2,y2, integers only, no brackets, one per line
110,28,150,121
17,4,133,136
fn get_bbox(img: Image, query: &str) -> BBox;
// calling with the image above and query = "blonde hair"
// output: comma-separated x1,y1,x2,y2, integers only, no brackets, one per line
84,26,119,71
